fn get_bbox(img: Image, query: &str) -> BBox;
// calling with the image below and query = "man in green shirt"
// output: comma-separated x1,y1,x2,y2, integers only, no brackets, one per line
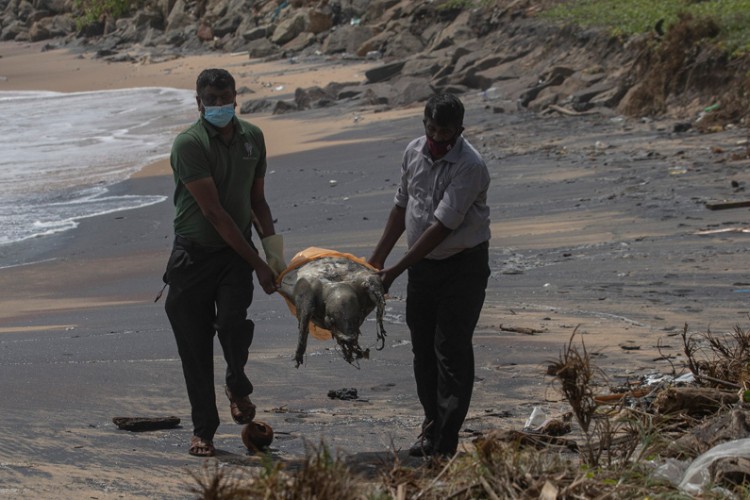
163,68,279,457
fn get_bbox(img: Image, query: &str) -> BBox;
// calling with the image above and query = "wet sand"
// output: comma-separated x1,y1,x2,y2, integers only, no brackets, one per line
1,41,749,498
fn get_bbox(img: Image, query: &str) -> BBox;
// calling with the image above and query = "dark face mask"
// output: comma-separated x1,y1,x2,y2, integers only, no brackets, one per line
426,135,457,158
423,118,463,159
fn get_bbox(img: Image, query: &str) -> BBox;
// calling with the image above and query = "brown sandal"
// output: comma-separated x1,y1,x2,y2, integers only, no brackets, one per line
225,385,256,424
189,435,215,457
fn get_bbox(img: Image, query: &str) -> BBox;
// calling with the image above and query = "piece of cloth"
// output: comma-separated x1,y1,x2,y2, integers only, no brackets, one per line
170,116,267,248
327,388,359,400
275,247,377,341
261,234,287,275
407,241,489,455
395,135,491,260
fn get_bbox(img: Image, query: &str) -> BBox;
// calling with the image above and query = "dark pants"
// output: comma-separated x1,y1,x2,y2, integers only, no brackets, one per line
164,236,255,441
406,241,489,454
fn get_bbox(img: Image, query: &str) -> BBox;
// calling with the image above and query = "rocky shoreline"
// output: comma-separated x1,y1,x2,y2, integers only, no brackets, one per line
3,0,749,129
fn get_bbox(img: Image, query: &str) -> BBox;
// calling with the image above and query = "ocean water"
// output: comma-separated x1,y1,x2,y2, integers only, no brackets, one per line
0,87,195,254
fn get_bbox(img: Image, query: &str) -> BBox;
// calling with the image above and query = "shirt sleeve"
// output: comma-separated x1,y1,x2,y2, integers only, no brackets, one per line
434,160,489,230
170,132,211,184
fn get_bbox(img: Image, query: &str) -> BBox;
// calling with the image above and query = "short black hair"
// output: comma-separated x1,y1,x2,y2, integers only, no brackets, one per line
424,93,464,128
196,68,236,95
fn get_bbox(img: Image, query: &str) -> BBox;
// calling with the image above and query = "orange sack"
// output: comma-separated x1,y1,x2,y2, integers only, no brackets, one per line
275,247,378,341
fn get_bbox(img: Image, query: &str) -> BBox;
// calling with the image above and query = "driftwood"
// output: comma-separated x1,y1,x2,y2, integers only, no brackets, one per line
667,408,750,457
593,387,652,405
652,387,739,417
498,324,544,335
479,429,579,452
704,200,750,210
712,456,750,487
112,416,181,432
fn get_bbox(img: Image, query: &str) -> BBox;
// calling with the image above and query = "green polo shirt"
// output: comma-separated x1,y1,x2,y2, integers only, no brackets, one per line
170,116,267,248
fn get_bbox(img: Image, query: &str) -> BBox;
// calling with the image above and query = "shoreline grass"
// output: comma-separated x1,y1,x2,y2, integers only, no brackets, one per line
540,0,750,56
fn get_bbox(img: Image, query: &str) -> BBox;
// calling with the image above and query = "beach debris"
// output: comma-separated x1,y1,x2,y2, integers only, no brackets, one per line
536,413,573,436
329,179,338,187
242,421,274,451
653,387,740,417
695,227,750,235
523,407,573,436
667,408,750,458
112,416,180,431
678,438,750,495
668,165,688,175
704,199,750,210
276,248,387,367
498,324,544,335
476,429,579,452
327,388,358,400
618,340,640,350
523,406,547,431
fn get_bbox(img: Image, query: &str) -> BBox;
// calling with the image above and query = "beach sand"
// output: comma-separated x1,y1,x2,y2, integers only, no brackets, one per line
1,40,749,498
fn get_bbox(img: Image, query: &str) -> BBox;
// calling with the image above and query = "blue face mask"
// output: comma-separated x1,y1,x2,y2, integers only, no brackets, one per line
203,103,235,128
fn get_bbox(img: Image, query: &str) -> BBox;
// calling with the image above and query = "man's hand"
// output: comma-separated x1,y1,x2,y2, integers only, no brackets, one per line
255,262,278,294
375,267,400,293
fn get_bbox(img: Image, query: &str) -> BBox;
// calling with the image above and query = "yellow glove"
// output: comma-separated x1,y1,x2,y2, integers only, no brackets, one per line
261,234,287,275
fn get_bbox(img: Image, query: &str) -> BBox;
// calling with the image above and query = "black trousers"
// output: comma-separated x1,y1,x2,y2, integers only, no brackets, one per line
164,236,255,440
406,241,490,454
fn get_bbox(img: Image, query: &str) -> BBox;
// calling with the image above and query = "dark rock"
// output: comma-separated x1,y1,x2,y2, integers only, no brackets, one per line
272,100,298,115
365,60,406,84
392,76,433,105
323,24,374,55
241,26,267,42
239,99,274,114
294,85,335,110
247,37,278,59
2,0,745,127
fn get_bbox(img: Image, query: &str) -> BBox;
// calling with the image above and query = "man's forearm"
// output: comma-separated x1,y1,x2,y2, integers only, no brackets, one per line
370,205,406,267
209,210,267,269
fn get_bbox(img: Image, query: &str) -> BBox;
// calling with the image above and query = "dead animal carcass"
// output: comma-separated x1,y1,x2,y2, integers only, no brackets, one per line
277,248,387,367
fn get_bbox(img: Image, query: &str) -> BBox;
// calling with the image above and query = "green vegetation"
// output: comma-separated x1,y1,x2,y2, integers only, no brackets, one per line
73,0,139,28
541,0,750,55
437,0,495,11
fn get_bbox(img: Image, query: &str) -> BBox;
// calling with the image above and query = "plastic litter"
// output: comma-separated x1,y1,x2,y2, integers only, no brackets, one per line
482,87,499,100
704,103,720,113
651,457,689,485
523,406,546,431
678,438,750,495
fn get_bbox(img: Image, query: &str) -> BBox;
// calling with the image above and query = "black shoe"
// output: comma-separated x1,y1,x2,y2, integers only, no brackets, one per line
408,435,435,457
